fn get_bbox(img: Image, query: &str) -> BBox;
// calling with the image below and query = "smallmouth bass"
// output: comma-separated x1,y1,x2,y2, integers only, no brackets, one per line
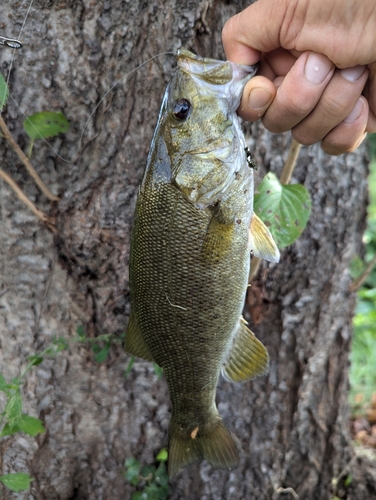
125,49,279,477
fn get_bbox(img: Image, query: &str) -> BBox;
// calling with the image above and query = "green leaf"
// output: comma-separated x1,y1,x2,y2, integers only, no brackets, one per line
0,74,9,109
155,462,169,488
254,172,312,248
27,355,44,367
344,474,353,487
0,373,8,391
125,457,140,468
94,342,111,363
124,356,135,377
52,336,69,352
5,391,22,422
18,414,45,436
125,457,141,486
140,465,156,478
76,325,85,338
131,493,148,500
0,473,32,492
0,421,21,437
144,483,163,499
23,111,70,141
155,448,168,462
153,363,163,380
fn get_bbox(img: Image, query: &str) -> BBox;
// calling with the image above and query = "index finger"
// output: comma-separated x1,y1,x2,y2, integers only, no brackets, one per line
222,1,285,64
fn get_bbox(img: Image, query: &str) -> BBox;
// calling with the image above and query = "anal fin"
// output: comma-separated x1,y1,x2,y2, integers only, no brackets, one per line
222,317,269,382
249,213,280,262
124,312,154,361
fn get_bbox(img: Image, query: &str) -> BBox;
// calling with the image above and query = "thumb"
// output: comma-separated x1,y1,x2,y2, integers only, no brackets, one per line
237,76,276,122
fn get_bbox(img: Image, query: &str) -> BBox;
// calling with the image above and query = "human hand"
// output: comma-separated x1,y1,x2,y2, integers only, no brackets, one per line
222,0,376,155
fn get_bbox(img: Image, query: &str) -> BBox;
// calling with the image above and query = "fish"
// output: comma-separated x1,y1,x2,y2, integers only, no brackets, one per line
124,48,280,478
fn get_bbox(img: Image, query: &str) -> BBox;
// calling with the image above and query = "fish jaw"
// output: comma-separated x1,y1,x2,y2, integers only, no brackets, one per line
176,48,257,112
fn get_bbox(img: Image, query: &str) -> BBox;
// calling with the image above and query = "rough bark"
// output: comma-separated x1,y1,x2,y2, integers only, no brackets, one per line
0,0,375,498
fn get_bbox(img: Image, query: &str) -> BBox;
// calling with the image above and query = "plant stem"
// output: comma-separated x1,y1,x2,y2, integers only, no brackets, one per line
27,138,34,158
0,168,56,232
0,115,60,201
249,255,262,281
280,138,301,185
349,253,376,292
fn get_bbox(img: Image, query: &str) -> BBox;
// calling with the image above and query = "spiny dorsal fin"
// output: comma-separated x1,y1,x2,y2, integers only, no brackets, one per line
124,313,154,361
249,213,280,262
222,317,269,383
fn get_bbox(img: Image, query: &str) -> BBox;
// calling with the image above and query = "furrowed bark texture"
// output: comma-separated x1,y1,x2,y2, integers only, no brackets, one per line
0,0,375,498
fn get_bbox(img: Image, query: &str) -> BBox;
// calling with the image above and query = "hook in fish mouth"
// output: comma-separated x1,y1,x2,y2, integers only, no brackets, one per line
0,36,22,49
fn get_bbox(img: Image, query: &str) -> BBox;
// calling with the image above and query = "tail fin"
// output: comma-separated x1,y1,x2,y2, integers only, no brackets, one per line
168,418,239,478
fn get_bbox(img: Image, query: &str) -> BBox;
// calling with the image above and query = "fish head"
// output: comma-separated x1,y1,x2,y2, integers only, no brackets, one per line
158,49,257,208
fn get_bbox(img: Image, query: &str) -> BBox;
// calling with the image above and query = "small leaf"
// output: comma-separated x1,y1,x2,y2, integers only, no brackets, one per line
0,473,32,492
0,421,21,437
27,355,44,367
92,343,101,354
0,373,8,391
155,462,169,488
344,474,353,487
5,391,22,422
254,172,312,248
155,448,168,462
144,483,162,498
23,111,70,141
125,457,140,468
0,74,9,109
124,356,135,377
94,342,111,363
18,414,45,437
140,464,156,478
131,493,147,500
76,325,85,338
125,457,141,486
52,336,69,352
153,363,163,380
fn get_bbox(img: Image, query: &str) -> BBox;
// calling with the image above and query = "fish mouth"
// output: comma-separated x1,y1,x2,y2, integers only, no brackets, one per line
176,48,258,107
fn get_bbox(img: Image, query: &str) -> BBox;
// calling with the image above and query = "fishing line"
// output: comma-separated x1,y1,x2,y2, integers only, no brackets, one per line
5,50,175,163
74,51,175,163
1,0,34,114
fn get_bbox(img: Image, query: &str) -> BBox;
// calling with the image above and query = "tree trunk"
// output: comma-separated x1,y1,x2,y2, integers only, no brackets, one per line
0,0,375,498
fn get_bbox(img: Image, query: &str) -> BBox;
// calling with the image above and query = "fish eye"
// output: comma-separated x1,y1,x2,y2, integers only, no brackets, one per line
172,98,191,120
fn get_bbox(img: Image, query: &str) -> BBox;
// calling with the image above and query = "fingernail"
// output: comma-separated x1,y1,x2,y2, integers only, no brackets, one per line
344,98,364,123
340,65,365,82
248,87,272,110
304,53,333,85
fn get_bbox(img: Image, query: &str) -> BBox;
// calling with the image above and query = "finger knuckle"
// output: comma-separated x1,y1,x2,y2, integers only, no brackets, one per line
291,128,317,146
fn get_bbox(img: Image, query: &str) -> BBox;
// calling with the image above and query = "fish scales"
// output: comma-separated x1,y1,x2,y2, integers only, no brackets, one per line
125,49,279,477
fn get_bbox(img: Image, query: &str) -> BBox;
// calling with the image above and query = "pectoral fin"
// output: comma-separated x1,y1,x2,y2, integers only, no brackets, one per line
222,317,269,383
201,215,234,261
124,312,154,361
249,213,280,263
